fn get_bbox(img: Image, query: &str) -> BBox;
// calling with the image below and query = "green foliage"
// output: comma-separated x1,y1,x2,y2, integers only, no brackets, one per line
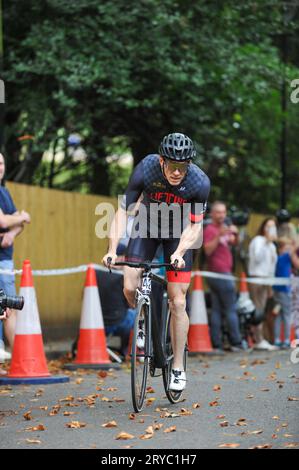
2,0,299,213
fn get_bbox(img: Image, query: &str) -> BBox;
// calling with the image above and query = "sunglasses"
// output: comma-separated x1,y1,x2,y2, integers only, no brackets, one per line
163,159,190,174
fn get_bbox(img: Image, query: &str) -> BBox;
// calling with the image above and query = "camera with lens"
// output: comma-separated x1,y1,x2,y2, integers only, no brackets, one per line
228,206,250,227
276,208,291,224
236,294,264,347
0,289,24,316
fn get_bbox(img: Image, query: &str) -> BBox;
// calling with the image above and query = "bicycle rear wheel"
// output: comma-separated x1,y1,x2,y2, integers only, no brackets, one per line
162,308,187,404
131,300,150,412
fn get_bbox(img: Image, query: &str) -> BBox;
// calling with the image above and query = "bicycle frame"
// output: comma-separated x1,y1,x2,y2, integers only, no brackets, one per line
136,269,169,369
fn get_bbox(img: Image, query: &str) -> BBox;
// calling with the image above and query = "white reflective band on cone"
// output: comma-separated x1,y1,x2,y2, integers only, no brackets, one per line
15,287,42,335
79,286,104,329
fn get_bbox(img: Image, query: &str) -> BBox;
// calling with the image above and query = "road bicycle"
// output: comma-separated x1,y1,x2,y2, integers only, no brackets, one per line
108,258,187,412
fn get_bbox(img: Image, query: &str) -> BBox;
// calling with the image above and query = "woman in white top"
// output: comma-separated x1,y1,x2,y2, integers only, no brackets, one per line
248,217,278,351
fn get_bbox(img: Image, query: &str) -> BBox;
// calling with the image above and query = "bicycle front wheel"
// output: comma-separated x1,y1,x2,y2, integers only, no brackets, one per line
131,300,150,412
162,308,187,404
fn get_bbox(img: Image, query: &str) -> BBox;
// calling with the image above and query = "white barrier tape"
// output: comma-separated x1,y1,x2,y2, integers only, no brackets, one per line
0,264,297,287
192,271,292,286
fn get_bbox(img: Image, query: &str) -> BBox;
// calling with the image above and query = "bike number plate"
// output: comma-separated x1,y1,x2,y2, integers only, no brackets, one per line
141,277,152,295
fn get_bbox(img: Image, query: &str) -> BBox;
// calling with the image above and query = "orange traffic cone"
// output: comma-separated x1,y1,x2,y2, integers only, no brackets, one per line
280,324,296,344
188,273,213,354
65,264,119,370
0,260,69,385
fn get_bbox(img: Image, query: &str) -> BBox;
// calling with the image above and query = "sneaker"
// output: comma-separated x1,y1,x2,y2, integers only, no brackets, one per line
169,369,187,392
254,340,279,351
230,346,243,353
0,348,11,362
213,348,225,356
136,320,145,349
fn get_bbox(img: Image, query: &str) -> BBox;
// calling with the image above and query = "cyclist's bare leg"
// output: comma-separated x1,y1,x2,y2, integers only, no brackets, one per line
123,266,142,308
167,282,189,370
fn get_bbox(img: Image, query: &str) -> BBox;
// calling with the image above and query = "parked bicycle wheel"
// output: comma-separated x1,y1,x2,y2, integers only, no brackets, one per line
131,299,150,412
162,308,187,404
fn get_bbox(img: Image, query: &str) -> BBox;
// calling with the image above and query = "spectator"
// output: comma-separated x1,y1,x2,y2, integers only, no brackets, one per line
248,217,278,350
0,153,31,374
273,237,299,349
203,201,243,352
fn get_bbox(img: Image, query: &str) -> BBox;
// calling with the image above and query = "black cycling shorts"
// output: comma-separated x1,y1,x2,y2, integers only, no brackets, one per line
125,237,193,283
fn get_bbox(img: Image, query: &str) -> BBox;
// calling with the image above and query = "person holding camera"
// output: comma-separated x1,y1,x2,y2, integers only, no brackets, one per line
248,217,278,351
0,153,31,374
203,201,243,352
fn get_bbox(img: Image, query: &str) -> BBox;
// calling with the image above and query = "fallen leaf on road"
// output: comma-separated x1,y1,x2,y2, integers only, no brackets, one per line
283,443,299,448
34,389,44,397
220,421,229,427
283,434,293,438
102,421,118,428
153,424,163,431
98,371,108,378
164,426,176,433
63,412,76,416
272,416,280,420
236,418,247,427
75,379,84,384
115,432,135,440
217,415,226,419
192,403,201,409
180,408,192,416
260,388,270,392
140,433,153,440
246,395,254,399
66,421,86,429
209,400,220,407
112,397,126,403
249,444,272,449
26,439,41,444
146,398,156,405
48,405,61,416
146,386,155,394
59,395,74,402
213,385,222,391
275,362,281,369
219,443,240,448
288,397,299,401
129,413,136,420
145,426,155,435
281,423,288,427
23,411,32,421
272,434,278,439
25,424,46,432
248,430,263,435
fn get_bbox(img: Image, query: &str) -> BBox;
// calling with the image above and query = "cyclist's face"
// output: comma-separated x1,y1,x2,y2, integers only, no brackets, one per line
159,157,189,185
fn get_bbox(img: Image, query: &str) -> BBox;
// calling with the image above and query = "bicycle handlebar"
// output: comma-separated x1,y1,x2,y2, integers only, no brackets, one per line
106,258,179,271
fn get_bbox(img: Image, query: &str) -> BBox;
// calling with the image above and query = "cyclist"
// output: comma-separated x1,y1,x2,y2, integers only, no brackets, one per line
103,133,210,391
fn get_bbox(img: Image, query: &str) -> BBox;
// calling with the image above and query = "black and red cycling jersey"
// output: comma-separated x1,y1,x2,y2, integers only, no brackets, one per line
121,154,210,283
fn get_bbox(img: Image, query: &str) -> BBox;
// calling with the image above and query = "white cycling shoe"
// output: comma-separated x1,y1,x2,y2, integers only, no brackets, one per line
0,348,11,362
136,320,145,349
169,369,186,392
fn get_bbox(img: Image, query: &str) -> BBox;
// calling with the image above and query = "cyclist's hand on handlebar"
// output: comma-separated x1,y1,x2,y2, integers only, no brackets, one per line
170,253,185,270
102,253,118,267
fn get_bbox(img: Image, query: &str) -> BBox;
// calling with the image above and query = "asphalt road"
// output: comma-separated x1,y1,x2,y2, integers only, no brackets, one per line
0,349,298,450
